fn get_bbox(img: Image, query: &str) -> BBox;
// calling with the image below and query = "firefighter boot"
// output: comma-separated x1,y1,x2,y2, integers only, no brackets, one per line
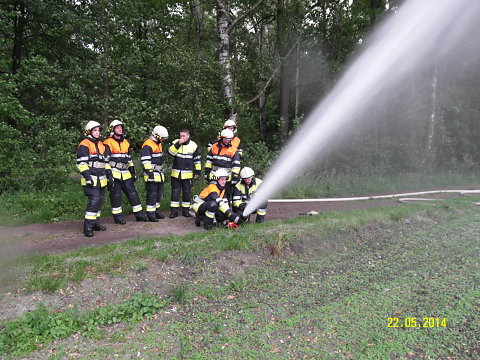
113,214,126,225
83,220,94,237
169,208,178,218
93,220,107,231
147,212,159,222
156,209,165,219
182,208,191,218
194,214,202,227
134,211,148,222
255,215,265,223
203,216,215,230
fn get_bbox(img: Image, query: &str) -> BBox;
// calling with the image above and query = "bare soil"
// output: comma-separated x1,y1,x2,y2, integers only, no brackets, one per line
1,189,470,254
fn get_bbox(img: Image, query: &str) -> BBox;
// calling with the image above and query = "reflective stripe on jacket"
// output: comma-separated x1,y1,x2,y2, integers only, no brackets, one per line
200,184,229,214
104,137,134,180
205,142,241,176
208,136,242,156
168,139,202,179
141,137,165,182
77,136,111,187
233,178,263,208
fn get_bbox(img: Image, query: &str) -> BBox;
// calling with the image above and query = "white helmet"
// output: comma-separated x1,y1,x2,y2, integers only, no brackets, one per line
152,125,169,140
223,119,236,128
84,121,102,133
109,119,124,135
214,168,230,179
240,167,255,179
220,128,234,140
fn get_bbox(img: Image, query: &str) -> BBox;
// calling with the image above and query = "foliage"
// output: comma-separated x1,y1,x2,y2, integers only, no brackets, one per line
0,0,479,196
0,293,167,356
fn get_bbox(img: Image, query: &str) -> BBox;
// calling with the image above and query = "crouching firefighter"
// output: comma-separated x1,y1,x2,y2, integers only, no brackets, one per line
232,167,267,223
142,125,168,222
192,169,245,230
104,120,147,224
77,121,114,237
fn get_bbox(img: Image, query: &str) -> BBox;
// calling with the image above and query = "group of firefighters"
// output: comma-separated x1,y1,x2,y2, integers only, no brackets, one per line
76,119,267,237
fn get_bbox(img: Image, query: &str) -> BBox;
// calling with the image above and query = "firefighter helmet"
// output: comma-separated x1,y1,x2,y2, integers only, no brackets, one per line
152,125,169,140
214,168,230,179
85,121,102,132
223,119,236,128
240,167,255,179
109,119,124,136
220,128,234,140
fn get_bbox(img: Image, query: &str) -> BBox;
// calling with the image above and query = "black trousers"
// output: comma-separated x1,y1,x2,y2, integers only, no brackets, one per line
145,182,164,213
170,177,193,209
109,178,143,215
83,186,106,221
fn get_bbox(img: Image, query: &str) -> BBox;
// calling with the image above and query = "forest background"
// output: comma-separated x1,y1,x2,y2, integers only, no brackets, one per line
1,0,479,200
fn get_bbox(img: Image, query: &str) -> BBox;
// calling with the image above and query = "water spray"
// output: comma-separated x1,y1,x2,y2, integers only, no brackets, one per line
244,0,480,217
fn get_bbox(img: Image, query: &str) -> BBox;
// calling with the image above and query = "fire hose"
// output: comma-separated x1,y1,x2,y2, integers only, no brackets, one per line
267,189,480,204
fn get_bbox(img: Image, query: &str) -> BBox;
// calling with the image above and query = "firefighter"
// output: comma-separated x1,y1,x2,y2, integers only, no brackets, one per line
76,121,114,237
204,128,241,201
192,169,243,230
141,125,168,222
233,167,267,223
104,120,147,224
167,129,202,218
208,119,243,157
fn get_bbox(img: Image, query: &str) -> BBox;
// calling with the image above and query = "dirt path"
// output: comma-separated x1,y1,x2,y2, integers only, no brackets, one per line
1,188,475,254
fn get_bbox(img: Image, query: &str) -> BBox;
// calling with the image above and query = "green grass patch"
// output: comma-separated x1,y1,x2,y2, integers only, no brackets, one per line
0,293,167,356
279,170,479,198
1,195,479,358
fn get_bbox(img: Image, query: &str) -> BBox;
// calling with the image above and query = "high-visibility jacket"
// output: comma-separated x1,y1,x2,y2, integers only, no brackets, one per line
205,142,241,180
233,177,263,208
76,136,111,187
199,183,230,214
208,136,243,157
141,137,165,182
104,137,134,181
168,139,202,179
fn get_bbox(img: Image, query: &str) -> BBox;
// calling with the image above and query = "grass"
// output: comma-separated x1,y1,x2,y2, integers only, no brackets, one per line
279,170,480,198
0,195,478,358
0,170,478,225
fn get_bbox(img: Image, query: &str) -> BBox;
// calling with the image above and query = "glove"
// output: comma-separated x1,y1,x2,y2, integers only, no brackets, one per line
81,170,93,188
85,176,94,188
129,167,137,182
233,211,248,225
226,221,240,230
107,176,114,190
238,203,247,212
106,170,114,190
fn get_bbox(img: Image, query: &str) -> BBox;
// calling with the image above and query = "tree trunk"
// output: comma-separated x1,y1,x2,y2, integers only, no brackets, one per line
217,0,234,117
191,0,202,46
258,18,267,141
425,65,438,166
294,40,300,120
277,0,289,140
11,2,27,74
101,3,110,124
